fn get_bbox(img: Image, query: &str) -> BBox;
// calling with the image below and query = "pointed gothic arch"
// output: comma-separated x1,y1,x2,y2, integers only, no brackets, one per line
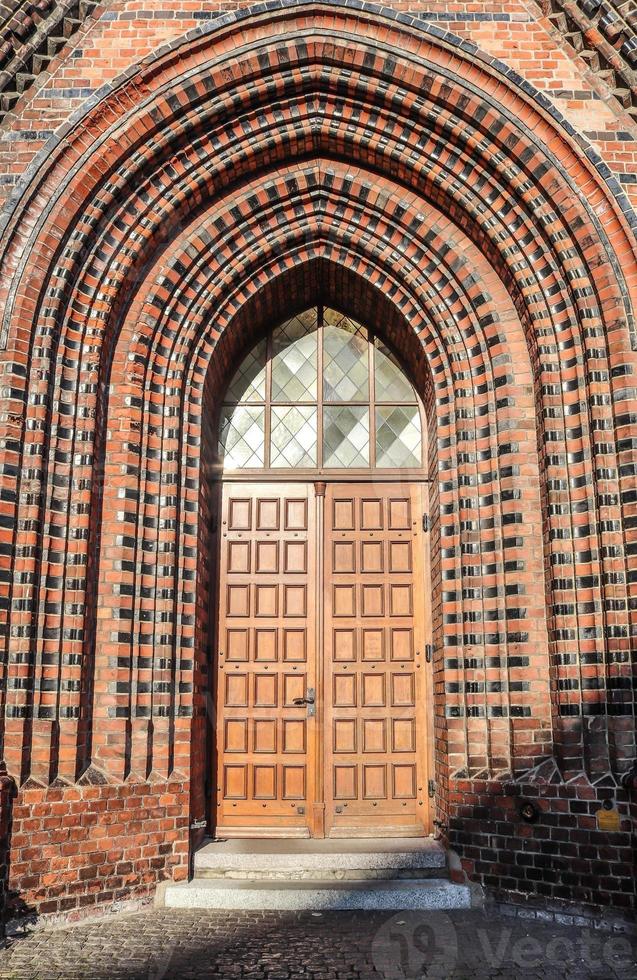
0,0,635,910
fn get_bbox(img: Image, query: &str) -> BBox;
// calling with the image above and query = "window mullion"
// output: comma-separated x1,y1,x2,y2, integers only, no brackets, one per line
369,330,376,469
264,329,273,468
318,303,324,468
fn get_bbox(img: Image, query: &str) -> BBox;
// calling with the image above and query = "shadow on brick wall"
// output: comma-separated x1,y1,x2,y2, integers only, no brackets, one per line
0,762,31,941
447,773,636,915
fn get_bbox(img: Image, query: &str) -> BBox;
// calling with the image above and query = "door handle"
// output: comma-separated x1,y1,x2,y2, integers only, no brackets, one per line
292,688,315,716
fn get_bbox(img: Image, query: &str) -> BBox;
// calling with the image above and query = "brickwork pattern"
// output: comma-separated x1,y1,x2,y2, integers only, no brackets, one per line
5,782,189,918
0,0,636,158
0,765,13,925
0,0,99,121
449,773,634,911
0,0,634,920
0,2,635,209
541,1,637,122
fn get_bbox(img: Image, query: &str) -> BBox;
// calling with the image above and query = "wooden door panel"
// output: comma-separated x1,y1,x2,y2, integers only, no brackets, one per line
214,483,316,837
324,483,429,837
214,479,430,839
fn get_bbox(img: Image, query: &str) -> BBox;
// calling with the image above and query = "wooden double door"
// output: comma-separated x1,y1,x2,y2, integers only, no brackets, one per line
213,481,431,838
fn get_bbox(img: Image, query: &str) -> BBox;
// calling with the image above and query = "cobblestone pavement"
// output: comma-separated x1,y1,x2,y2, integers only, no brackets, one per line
0,908,635,979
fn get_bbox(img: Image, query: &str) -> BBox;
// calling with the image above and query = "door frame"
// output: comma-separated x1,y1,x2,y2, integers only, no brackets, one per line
207,475,434,838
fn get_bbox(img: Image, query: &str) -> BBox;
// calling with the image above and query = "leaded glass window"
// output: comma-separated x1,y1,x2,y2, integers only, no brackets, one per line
219,405,265,468
324,405,370,467
218,307,423,471
271,406,318,468
323,310,369,401
271,313,318,402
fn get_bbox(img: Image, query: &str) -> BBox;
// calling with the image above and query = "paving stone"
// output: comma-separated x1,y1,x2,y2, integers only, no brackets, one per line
0,909,635,980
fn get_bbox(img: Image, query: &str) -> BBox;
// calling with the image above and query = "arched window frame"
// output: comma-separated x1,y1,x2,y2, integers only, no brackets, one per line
216,306,427,477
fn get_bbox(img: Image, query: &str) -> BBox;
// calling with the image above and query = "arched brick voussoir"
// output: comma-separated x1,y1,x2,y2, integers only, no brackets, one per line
1,74,628,377
89,182,548,782
2,51,633,633
2,27,633,622
0,89,589,380
124,179,502,395
2,157,632,784
0,4,634,786
109,157,583,443
2,166,478,781
122,179,528,484
2,2,636,266
1,7,635,372
0,87,602,555
1,170,632,788
173,238,552,781
106,164,628,773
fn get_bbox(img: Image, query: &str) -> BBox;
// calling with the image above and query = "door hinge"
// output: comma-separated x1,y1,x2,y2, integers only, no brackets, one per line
428,779,436,799
425,644,432,663
422,513,429,532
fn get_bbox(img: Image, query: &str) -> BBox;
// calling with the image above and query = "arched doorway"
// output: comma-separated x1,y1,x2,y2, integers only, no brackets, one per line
210,306,433,838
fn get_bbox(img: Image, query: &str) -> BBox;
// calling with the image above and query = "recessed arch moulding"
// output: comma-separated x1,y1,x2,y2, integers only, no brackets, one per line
0,3,635,916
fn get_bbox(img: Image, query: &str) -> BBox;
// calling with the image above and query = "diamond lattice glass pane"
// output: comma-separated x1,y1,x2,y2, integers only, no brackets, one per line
270,406,317,468
374,339,417,403
375,405,422,468
323,406,370,467
271,311,318,402
323,308,369,402
218,405,265,468
224,339,266,402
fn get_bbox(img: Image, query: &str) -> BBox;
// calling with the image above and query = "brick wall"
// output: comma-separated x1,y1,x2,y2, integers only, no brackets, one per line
6,782,189,919
448,776,634,912
0,0,635,920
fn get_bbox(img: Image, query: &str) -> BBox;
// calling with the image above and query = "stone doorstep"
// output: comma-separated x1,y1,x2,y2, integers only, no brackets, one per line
193,836,447,874
162,878,473,911
161,837,472,910
196,868,446,880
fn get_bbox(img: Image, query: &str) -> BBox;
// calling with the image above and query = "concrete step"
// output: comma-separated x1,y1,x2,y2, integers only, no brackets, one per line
195,866,446,881
163,877,472,911
194,836,447,879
